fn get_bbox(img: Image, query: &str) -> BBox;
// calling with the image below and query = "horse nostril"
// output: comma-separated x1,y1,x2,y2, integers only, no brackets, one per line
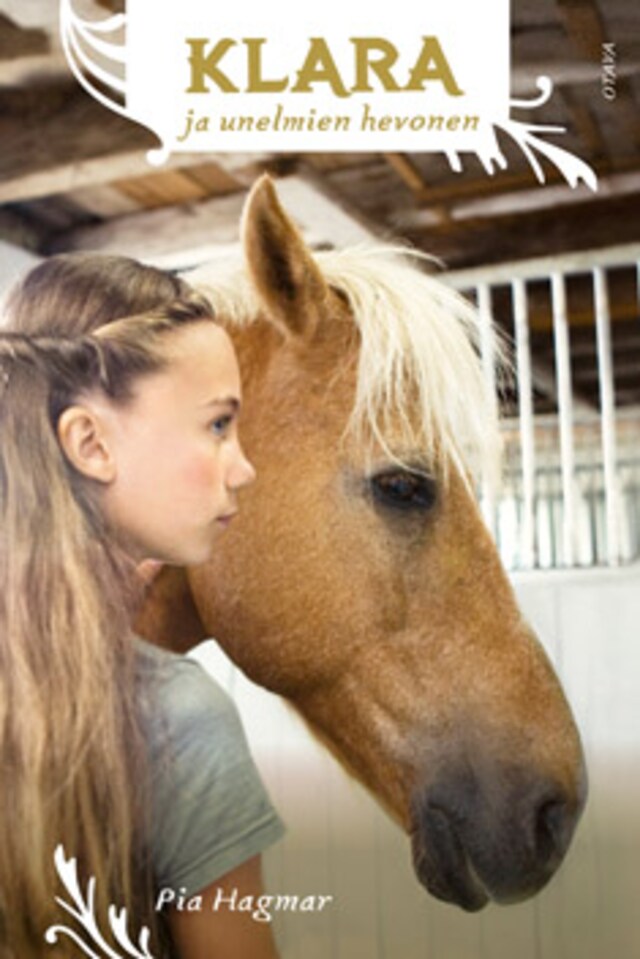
412,771,584,909
534,797,571,864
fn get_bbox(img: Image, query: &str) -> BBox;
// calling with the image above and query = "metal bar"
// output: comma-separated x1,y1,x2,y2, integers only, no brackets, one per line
512,278,536,568
450,249,640,572
444,242,640,289
477,283,498,401
476,283,498,533
593,267,621,564
550,273,576,566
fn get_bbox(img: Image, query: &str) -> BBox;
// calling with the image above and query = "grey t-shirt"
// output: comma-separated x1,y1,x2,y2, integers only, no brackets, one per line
136,640,284,895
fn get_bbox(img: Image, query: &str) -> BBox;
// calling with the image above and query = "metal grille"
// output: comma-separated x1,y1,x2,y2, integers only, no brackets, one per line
445,244,640,570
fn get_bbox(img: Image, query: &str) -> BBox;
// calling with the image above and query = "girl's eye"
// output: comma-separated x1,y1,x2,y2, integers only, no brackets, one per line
209,415,233,437
369,470,438,512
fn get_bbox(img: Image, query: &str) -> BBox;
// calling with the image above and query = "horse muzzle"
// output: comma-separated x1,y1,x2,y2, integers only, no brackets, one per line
410,758,588,911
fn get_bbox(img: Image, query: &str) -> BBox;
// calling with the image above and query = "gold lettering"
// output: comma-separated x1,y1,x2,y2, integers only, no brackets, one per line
291,38,349,97
404,37,464,96
186,38,238,93
185,35,465,99
351,38,401,92
245,39,288,92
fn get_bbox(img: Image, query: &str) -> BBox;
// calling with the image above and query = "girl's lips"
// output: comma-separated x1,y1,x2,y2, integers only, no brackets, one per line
217,512,238,527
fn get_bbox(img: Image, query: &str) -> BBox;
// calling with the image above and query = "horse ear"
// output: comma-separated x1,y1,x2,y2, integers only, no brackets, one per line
242,175,330,341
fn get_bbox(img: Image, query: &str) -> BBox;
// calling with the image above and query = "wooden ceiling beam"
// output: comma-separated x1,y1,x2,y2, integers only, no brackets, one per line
557,86,609,162
383,153,453,227
113,170,212,209
0,0,119,86
410,193,640,268
392,159,640,225
383,154,427,195
555,0,607,60
0,0,111,32
64,183,141,218
0,84,159,202
0,83,275,204
0,207,46,252
609,85,640,153
395,167,566,209
46,172,377,268
47,191,247,267
0,13,49,60
510,59,640,96
555,0,640,152
95,0,125,12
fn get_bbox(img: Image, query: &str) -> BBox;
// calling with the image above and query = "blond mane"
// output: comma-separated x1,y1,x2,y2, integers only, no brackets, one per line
188,245,504,484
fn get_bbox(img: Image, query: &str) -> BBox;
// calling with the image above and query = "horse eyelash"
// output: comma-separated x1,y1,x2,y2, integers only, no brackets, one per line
369,468,438,513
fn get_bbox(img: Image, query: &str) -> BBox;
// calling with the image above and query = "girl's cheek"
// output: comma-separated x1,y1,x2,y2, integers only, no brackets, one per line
181,453,221,490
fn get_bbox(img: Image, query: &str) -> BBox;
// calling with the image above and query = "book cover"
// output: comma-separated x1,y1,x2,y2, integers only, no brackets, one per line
0,1,638,957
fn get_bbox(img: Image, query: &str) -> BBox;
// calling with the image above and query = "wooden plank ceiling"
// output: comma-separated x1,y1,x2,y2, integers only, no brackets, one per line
0,0,639,412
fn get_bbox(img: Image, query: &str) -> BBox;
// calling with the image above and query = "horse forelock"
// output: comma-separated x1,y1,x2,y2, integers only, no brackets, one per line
187,245,506,485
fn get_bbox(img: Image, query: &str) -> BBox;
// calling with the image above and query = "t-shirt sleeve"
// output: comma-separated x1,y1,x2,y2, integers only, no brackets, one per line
143,653,285,896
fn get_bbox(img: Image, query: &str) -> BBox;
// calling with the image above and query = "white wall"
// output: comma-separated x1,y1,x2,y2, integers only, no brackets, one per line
193,564,640,958
0,240,40,303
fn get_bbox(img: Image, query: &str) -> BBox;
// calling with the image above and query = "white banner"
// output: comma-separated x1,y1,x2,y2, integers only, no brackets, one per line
60,0,597,188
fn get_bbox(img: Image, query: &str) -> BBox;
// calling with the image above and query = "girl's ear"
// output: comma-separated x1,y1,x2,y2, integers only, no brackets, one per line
57,405,117,484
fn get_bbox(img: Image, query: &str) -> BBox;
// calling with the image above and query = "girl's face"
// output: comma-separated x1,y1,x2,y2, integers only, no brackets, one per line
95,323,255,565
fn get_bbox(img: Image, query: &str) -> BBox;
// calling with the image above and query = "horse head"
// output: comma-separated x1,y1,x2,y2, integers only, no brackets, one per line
140,176,587,911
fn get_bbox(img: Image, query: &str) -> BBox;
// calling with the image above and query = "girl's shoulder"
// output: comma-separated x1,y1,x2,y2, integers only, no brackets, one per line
134,638,285,893
135,637,244,749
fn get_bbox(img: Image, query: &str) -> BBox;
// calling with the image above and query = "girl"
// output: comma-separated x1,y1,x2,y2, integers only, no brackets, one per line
0,289,283,958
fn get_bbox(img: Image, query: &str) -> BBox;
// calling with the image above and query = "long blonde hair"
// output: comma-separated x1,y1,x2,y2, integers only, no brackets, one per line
0,292,213,957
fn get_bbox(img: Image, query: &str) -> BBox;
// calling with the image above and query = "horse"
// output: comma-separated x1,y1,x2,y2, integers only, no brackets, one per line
136,176,587,912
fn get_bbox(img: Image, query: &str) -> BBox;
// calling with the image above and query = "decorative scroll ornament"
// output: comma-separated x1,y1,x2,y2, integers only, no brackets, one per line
59,0,597,184
480,77,597,189
59,0,167,166
44,846,156,959
59,1,127,118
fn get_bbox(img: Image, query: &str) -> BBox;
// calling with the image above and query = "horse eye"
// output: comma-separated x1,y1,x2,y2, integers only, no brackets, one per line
370,470,437,512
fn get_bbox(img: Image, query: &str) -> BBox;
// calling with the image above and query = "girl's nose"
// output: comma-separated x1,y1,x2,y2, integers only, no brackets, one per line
228,442,256,491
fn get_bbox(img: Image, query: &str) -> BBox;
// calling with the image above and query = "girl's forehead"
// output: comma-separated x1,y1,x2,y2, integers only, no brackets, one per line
151,323,240,402
154,321,232,370
166,319,229,354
